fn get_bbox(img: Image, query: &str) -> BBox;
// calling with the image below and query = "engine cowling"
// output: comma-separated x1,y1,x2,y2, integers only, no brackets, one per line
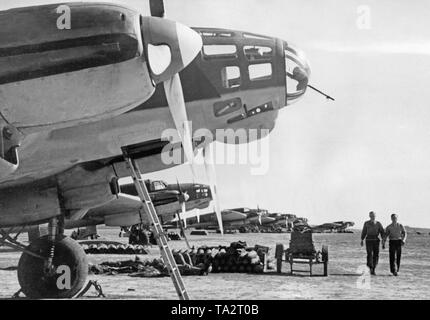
0,124,21,179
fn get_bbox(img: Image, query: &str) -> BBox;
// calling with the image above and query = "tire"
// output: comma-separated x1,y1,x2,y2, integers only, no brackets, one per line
18,235,88,299
275,243,284,260
322,245,329,262
322,245,329,276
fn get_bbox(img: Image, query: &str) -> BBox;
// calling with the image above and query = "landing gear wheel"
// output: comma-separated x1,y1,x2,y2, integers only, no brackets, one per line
17,235,88,299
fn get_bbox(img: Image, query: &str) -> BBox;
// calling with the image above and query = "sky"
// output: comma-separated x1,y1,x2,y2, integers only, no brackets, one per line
3,0,430,228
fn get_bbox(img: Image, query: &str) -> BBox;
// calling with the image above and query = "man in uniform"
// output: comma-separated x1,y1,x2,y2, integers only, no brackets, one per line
361,211,385,275
383,214,407,276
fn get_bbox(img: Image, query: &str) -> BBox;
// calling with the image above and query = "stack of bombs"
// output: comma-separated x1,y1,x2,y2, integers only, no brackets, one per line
167,232,182,241
210,246,265,273
238,225,285,234
172,242,276,274
82,243,148,255
259,226,284,234
238,226,261,234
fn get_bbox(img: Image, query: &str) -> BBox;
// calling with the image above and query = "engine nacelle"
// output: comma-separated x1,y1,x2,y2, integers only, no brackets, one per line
0,185,60,227
0,157,17,179
56,164,119,215
0,124,21,179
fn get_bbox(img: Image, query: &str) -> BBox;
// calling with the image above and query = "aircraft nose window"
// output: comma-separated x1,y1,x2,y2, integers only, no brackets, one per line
153,181,166,191
221,66,241,89
286,55,309,95
249,63,272,82
244,45,273,61
284,45,311,104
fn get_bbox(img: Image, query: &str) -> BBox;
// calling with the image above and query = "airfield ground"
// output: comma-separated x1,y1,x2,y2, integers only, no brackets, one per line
1,228,430,299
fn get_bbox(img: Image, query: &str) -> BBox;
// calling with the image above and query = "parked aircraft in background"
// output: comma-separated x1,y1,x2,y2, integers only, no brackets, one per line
169,207,283,229
311,221,355,233
23,179,212,239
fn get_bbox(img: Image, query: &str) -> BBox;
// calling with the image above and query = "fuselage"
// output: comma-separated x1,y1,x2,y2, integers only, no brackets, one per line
0,27,289,187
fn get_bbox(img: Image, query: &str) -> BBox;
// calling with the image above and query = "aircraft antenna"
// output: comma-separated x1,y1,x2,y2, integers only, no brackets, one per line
308,85,335,101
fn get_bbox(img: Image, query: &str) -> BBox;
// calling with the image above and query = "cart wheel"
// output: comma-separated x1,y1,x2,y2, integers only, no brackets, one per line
323,261,328,277
322,245,329,276
275,244,284,273
322,245,329,262
275,244,284,259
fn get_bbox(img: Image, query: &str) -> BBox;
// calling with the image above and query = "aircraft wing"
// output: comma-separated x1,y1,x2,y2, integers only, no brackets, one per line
180,210,248,229
85,193,147,227
223,210,248,222
84,193,181,227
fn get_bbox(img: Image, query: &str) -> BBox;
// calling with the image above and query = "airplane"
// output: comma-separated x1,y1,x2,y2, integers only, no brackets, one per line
174,207,279,230
311,221,355,233
263,213,298,229
0,0,320,298
26,179,212,240
78,180,213,230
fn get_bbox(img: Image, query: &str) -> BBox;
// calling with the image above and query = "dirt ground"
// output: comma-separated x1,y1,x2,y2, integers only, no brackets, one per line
1,227,430,300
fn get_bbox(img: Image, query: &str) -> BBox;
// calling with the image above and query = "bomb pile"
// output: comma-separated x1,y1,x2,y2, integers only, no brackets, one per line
82,243,148,255
88,256,207,277
259,226,285,233
167,232,182,241
176,241,277,274
238,226,261,233
237,225,286,234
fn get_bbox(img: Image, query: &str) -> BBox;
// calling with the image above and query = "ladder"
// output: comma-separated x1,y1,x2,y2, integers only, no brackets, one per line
122,148,190,300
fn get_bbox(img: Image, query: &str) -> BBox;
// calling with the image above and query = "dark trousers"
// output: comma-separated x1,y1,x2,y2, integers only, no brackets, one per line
365,239,380,269
389,240,402,273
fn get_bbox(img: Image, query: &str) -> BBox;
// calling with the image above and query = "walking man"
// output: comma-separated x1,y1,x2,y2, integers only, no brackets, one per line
383,214,407,276
361,211,385,275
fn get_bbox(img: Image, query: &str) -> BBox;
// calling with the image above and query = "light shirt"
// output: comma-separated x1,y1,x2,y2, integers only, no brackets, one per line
385,223,407,241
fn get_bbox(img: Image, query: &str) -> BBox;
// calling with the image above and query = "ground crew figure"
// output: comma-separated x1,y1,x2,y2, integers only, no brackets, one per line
361,211,385,275
383,214,407,276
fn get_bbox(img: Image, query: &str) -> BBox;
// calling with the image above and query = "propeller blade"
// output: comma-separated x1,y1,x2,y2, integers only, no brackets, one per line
203,144,224,235
149,0,165,18
176,178,190,204
181,202,187,229
164,74,196,175
196,209,201,224
176,178,182,193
